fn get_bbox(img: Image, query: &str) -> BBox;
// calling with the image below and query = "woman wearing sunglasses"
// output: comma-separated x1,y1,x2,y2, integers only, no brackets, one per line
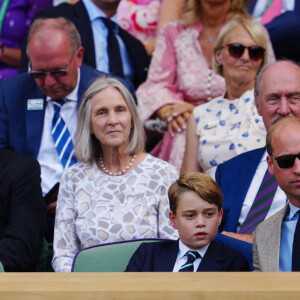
136,0,274,173
181,18,268,176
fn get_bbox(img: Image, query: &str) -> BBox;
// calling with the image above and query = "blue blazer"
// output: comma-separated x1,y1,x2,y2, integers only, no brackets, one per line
125,239,249,272
0,64,102,159
215,147,266,233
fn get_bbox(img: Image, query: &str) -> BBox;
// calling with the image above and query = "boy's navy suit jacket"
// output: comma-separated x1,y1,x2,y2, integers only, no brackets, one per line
125,239,249,272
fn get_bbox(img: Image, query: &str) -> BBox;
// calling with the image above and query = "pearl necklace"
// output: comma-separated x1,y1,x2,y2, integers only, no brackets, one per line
99,154,136,176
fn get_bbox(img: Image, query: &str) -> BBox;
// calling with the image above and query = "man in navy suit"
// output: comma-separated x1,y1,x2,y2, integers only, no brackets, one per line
0,149,45,271
20,0,150,89
126,173,249,272
0,17,104,221
215,60,300,243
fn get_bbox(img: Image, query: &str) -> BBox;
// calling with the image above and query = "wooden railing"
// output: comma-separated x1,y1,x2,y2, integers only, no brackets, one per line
1,272,299,299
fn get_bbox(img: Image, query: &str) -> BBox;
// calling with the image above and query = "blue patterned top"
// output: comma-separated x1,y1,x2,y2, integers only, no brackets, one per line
194,89,266,174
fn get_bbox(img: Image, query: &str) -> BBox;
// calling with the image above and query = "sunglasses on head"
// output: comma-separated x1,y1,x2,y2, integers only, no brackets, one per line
270,153,300,169
226,43,265,61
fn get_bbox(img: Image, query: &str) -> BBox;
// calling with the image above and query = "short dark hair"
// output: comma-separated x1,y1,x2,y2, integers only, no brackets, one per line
168,172,223,213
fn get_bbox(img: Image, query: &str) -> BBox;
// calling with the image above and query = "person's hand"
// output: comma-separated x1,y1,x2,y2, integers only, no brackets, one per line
157,103,194,137
221,231,253,244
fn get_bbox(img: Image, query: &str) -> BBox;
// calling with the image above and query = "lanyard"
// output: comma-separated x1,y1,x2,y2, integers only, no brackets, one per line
0,0,10,38
260,0,274,16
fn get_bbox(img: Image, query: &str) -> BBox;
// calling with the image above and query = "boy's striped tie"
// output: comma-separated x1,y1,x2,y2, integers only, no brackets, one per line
178,251,200,272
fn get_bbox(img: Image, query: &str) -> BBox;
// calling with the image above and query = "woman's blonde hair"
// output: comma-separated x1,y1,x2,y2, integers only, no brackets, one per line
181,0,249,26
212,18,268,76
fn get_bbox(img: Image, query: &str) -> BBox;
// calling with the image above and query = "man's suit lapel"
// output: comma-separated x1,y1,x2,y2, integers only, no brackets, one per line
118,27,150,87
73,1,96,68
260,204,288,271
24,86,47,159
225,147,266,231
153,240,179,271
197,240,227,271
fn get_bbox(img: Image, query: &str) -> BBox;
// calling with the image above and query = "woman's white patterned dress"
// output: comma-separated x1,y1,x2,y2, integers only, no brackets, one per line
52,154,179,272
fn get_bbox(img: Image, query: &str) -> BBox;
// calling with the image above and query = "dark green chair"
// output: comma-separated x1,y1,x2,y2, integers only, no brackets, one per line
71,238,170,272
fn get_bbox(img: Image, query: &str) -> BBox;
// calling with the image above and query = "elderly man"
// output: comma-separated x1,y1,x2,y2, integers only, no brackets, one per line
0,18,104,222
20,0,150,89
215,60,300,243
253,117,300,271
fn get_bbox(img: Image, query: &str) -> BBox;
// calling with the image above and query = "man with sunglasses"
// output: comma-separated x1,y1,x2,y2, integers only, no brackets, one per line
0,17,105,241
253,117,300,271
215,60,300,244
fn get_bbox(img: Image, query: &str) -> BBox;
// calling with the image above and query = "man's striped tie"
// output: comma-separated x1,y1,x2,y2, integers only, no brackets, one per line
238,169,278,234
52,100,77,169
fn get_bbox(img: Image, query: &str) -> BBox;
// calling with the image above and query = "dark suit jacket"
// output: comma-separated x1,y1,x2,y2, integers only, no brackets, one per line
246,1,300,63
215,147,265,233
20,1,150,88
0,149,45,271
0,64,101,159
125,239,249,272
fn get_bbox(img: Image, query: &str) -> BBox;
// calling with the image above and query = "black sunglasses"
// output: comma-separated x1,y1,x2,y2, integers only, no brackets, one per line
270,153,300,169
28,52,75,79
226,43,265,61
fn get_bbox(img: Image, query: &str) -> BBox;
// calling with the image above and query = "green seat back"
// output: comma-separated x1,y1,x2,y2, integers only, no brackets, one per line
0,261,4,272
72,238,168,272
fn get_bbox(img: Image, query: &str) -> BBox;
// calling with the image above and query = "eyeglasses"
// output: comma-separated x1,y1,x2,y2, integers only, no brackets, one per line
28,52,75,79
270,153,300,169
226,43,265,61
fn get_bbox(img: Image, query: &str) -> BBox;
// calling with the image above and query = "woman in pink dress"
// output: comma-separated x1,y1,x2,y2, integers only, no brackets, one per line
117,0,185,55
136,0,269,172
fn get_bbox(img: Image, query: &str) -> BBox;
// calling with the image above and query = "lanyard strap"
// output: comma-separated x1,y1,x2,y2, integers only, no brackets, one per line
260,0,274,16
0,0,10,38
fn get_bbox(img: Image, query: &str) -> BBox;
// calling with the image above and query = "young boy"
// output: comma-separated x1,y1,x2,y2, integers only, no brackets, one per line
126,172,249,271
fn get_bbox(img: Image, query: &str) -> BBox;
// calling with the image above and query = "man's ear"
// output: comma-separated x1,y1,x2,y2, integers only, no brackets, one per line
255,95,262,116
75,46,84,68
169,211,178,230
267,155,275,175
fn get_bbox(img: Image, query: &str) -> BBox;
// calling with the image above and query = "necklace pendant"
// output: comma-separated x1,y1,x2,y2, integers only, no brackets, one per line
208,36,216,43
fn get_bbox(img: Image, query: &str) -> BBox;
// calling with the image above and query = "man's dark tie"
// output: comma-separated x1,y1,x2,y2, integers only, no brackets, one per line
101,17,124,78
178,251,200,272
292,211,300,271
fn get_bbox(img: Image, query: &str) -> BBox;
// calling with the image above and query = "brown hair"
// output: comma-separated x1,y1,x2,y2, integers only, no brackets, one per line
168,172,223,213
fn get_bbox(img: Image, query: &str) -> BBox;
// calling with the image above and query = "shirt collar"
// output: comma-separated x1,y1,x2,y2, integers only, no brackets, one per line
286,201,300,220
284,200,300,221
82,0,118,23
262,150,268,163
46,68,80,103
178,239,209,259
